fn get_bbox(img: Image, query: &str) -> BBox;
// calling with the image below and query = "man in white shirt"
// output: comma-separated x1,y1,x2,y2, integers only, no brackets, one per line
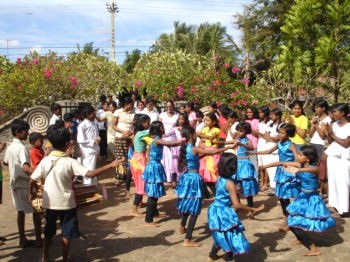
77,105,100,185
142,97,159,123
30,125,123,262
95,101,109,157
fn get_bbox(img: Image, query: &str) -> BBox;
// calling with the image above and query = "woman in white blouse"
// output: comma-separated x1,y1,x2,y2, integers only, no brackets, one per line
325,103,350,217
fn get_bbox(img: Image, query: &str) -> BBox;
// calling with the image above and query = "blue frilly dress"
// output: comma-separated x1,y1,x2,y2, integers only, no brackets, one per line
208,177,250,254
274,140,300,199
175,144,205,215
287,169,336,232
234,137,259,197
142,136,166,198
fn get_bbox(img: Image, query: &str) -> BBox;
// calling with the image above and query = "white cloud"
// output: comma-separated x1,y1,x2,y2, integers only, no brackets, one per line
0,39,19,47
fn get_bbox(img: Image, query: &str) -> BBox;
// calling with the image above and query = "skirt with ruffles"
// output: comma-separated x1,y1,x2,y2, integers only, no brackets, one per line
274,166,300,199
130,152,146,195
236,159,259,197
208,202,250,254
175,171,204,215
142,160,166,198
287,191,336,232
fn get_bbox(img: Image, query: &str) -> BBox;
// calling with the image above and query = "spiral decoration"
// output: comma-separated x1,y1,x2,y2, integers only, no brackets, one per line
26,106,51,134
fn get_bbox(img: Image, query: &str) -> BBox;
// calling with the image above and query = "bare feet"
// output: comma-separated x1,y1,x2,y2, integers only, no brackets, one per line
125,191,131,197
155,212,167,218
183,239,201,247
179,226,186,235
279,225,290,232
303,250,321,256
145,222,160,227
247,211,255,219
292,239,301,246
129,211,144,217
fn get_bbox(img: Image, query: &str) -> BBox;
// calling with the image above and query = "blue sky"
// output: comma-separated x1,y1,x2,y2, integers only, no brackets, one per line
0,0,252,64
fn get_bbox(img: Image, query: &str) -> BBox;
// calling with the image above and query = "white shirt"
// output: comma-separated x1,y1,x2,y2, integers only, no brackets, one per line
265,123,279,154
142,108,159,123
49,114,60,125
31,154,89,209
310,116,332,146
77,119,100,154
257,120,273,150
4,138,30,190
325,122,350,159
159,112,178,141
113,108,135,138
95,109,107,130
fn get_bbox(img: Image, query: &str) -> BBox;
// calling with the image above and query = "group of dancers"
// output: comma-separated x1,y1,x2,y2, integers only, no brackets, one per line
117,97,350,260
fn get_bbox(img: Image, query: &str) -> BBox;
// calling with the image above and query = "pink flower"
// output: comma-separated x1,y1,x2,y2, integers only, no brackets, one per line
216,101,221,107
241,78,250,84
69,85,75,90
177,86,184,98
161,93,167,98
252,99,258,105
241,100,248,106
210,85,216,91
134,80,143,88
44,68,51,79
17,85,22,91
33,58,38,65
231,67,241,73
190,87,198,93
223,63,230,68
0,110,4,116
69,76,77,86
16,58,22,63
213,79,221,86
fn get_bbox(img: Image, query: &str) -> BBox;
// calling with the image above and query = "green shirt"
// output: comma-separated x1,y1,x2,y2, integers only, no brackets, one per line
133,130,150,152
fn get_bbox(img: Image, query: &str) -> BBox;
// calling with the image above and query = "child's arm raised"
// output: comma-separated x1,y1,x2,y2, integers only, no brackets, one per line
259,161,301,171
250,144,278,156
85,158,125,178
193,144,235,156
154,138,184,147
226,180,264,212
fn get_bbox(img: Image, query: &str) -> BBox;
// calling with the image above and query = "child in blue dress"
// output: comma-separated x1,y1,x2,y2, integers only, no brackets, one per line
208,153,264,261
176,127,235,247
260,145,335,256
253,123,299,230
233,122,260,219
142,121,183,227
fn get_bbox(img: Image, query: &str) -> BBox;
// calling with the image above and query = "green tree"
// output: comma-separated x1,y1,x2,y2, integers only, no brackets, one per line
122,49,142,73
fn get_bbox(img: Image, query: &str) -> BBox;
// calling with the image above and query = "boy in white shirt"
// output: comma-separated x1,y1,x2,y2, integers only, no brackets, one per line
49,102,62,125
3,119,42,248
30,125,123,262
77,105,100,185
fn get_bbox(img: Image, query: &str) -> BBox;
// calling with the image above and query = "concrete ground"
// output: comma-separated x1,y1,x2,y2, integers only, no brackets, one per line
0,166,349,262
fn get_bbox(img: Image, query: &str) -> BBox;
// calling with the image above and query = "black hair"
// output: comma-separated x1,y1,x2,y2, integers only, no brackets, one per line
289,100,305,115
227,111,238,120
165,100,175,108
206,112,220,128
259,105,270,124
63,112,74,122
119,96,134,108
186,101,195,111
145,97,154,105
134,114,151,133
218,153,238,178
279,123,296,137
29,132,43,145
195,110,204,118
176,112,190,127
178,126,196,172
109,101,117,108
81,105,95,118
137,100,145,107
219,105,232,118
47,125,71,151
269,107,282,127
209,102,218,110
99,95,107,102
10,119,30,136
333,103,350,121
50,102,62,113
149,121,164,137
55,119,65,128
236,122,252,135
300,145,319,165
245,105,259,120
313,99,329,114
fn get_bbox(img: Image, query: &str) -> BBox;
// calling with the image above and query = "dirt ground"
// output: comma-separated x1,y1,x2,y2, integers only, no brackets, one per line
0,163,349,262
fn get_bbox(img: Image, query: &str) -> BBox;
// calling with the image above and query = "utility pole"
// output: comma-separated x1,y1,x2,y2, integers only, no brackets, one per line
106,1,119,62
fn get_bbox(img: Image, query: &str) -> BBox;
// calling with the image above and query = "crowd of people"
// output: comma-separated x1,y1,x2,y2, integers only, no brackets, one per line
0,93,349,261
